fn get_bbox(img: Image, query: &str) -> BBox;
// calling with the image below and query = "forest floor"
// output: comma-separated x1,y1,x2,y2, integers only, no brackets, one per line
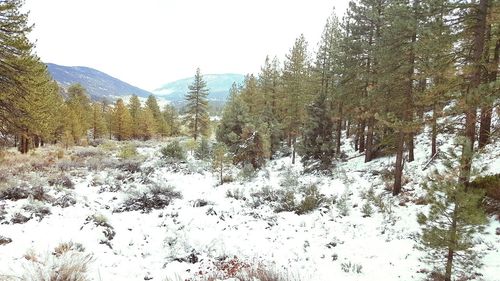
0,130,499,281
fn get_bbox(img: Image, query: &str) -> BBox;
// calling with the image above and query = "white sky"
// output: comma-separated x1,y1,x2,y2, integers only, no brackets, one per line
24,0,349,91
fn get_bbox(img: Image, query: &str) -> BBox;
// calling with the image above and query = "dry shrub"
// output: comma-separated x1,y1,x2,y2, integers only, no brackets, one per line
53,242,85,257
22,247,93,281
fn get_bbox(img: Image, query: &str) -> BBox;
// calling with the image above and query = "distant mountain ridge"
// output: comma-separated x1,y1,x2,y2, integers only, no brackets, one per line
46,63,153,100
154,73,245,103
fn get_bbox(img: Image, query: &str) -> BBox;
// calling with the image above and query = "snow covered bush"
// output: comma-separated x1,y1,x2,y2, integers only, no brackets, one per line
119,143,138,159
21,246,93,281
116,184,182,213
161,141,186,162
48,173,74,189
0,182,31,200
295,184,329,215
22,200,52,221
340,261,363,274
336,189,350,217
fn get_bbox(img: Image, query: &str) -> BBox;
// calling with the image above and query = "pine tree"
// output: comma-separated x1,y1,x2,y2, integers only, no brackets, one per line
212,143,231,185
137,107,157,140
91,102,107,140
145,94,168,138
65,84,92,144
112,98,132,141
282,34,311,164
128,94,142,139
216,83,251,153
258,56,283,159
300,12,342,170
185,68,210,140
234,124,270,169
163,104,180,136
417,144,487,281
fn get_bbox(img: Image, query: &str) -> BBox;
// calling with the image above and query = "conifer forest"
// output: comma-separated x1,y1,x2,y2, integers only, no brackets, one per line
0,0,499,280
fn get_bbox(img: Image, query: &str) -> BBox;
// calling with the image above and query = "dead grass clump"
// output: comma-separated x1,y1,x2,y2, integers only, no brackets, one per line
22,248,93,281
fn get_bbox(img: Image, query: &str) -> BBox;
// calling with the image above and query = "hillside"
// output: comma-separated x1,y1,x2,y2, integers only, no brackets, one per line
46,63,153,100
154,73,245,103
0,126,498,280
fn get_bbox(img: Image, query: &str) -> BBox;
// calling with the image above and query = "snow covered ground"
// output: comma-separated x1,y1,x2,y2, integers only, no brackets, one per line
0,132,498,281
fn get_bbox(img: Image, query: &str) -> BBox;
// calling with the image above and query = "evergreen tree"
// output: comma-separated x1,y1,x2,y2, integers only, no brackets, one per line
258,56,283,159
91,102,107,140
282,34,311,164
163,104,180,136
112,98,132,141
145,94,168,138
137,107,157,140
234,124,270,169
195,137,211,160
65,84,92,144
417,144,487,281
216,83,251,152
212,143,231,185
185,68,210,140
128,94,142,139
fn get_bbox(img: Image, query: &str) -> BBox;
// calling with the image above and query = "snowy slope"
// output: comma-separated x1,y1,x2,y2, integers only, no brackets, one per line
0,131,498,281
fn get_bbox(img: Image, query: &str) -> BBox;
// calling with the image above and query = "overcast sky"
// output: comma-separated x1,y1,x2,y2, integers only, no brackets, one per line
24,0,349,91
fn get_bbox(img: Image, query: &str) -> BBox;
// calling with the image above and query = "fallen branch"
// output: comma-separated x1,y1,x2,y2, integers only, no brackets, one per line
422,152,439,171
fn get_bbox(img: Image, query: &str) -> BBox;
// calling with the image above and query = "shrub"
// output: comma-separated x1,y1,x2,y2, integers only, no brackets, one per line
0,183,31,200
48,174,74,189
275,190,296,213
52,193,77,208
53,242,85,257
117,158,143,173
0,235,12,246
119,143,138,159
361,201,373,217
21,249,93,281
226,188,245,201
116,184,182,213
11,212,30,224
280,168,300,188
73,147,102,158
161,141,186,162
250,186,281,208
336,190,350,217
340,261,363,274
31,186,53,202
23,200,52,221
295,185,328,215
238,164,257,182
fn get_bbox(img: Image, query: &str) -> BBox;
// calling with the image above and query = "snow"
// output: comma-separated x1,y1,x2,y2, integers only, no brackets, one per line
0,130,499,281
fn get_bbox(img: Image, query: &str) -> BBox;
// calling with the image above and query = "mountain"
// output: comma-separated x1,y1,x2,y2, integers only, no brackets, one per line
46,63,153,100
154,73,245,103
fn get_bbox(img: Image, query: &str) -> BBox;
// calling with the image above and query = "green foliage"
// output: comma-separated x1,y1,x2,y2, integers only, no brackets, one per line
111,99,132,141
195,138,211,160
161,141,186,162
212,142,231,185
470,174,500,201
418,149,487,279
185,68,210,140
336,189,350,217
361,201,373,218
295,184,329,215
233,125,270,169
119,143,138,159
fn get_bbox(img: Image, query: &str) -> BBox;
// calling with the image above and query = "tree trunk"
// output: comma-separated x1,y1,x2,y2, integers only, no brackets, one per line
445,204,458,281
336,103,343,154
365,117,374,162
346,119,351,138
393,130,405,196
431,102,439,157
292,137,296,164
358,120,366,153
478,38,499,148
408,132,415,162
